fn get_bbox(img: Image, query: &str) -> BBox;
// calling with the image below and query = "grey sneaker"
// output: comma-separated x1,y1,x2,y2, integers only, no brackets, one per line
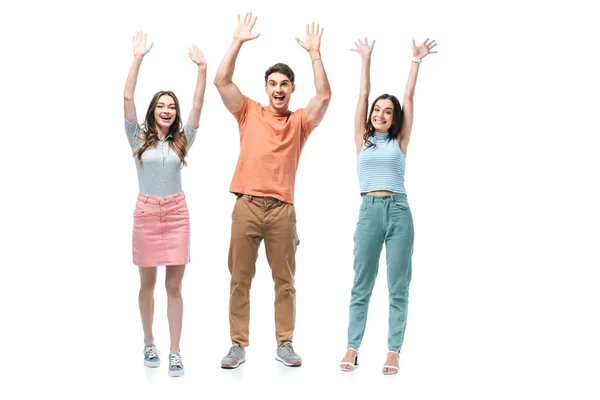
168,352,184,377
144,344,160,368
276,341,302,367
221,344,246,369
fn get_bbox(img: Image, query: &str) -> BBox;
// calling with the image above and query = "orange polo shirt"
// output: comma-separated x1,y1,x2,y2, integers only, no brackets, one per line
230,96,315,204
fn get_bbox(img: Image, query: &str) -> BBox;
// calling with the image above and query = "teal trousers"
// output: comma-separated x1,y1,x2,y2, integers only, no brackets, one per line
347,194,414,351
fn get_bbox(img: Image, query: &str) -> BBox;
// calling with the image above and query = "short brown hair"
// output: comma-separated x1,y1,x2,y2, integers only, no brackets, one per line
264,63,295,84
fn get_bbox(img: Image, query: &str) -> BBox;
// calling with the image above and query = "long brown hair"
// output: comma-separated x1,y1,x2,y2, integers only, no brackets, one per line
363,94,403,150
135,91,188,167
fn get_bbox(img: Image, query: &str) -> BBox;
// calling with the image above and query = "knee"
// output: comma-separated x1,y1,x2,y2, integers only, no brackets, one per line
389,288,409,303
231,274,254,288
140,278,156,292
351,282,374,298
165,282,181,298
274,279,295,295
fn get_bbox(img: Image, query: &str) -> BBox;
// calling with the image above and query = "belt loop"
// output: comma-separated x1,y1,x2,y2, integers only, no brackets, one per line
144,194,148,204
249,195,253,202
371,196,375,204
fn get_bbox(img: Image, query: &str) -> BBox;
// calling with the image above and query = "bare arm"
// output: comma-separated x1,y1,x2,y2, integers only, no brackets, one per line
187,45,207,130
351,38,375,154
123,31,153,122
296,23,331,128
399,38,437,153
214,13,261,114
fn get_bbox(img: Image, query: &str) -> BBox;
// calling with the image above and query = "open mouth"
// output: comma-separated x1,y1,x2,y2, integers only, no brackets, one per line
274,95,286,103
160,115,172,123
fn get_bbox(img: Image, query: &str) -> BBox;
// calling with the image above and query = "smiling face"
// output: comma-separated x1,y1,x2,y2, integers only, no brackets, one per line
265,72,295,113
370,99,395,133
153,94,177,130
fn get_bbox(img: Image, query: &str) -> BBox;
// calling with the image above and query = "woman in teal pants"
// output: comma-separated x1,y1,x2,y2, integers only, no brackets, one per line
339,37,437,374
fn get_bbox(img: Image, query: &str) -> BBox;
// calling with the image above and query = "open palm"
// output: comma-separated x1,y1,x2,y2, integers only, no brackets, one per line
132,31,153,57
351,38,375,58
413,38,438,59
234,12,261,42
188,45,206,68
296,22,323,53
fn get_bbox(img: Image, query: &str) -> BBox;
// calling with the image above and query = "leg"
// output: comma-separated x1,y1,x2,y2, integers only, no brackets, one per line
138,266,157,345
228,197,262,347
263,202,298,345
165,264,186,353
347,202,385,350
383,200,414,373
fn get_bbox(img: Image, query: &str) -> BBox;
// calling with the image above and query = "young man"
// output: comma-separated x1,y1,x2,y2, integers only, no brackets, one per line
214,13,331,368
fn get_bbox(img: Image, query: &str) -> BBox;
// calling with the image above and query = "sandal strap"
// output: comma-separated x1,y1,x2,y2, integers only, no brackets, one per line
388,350,400,357
347,347,359,354
382,364,399,370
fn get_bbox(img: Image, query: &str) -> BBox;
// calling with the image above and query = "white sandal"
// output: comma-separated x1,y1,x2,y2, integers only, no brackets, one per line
339,348,359,372
382,350,400,375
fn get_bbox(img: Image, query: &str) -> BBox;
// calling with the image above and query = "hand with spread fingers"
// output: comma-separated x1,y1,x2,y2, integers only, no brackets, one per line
412,38,438,59
351,37,376,59
188,45,206,69
132,31,154,58
234,12,261,43
295,22,324,56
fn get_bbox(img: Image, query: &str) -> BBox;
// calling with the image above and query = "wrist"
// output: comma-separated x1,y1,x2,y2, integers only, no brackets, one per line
411,57,422,64
308,50,321,59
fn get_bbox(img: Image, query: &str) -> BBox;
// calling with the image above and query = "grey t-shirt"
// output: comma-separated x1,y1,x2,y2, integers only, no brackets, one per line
125,118,197,196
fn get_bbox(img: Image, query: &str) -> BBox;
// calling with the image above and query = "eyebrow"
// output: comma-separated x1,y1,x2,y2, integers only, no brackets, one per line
375,106,394,111
269,80,291,84
157,102,175,106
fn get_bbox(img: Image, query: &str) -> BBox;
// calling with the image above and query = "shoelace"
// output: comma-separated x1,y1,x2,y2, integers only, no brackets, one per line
280,342,296,356
145,346,160,359
226,345,241,358
170,353,182,367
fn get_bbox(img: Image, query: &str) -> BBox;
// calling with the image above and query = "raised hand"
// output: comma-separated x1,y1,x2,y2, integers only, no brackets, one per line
188,45,206,69
351,38,375,59
295,22,324,54
234,12,261,42
132,31,154,57
412,38,438,59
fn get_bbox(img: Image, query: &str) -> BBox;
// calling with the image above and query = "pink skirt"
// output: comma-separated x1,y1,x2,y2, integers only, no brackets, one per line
132,192,190,267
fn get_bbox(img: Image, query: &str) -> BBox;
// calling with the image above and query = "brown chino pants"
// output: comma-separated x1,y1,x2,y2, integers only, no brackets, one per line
228,194,299,347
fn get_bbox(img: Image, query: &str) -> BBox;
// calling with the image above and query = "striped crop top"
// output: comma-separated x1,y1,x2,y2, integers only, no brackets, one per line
357,132,406,195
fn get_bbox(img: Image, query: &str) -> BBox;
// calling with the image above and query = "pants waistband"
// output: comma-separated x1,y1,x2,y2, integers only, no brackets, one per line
236,193,289,205
362,193,407,203
137,191,185,205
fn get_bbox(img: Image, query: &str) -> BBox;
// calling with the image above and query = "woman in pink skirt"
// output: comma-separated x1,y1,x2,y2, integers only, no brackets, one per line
123,31,206,377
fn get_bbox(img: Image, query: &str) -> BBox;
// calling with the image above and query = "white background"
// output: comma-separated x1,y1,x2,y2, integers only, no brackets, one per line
2,0,599,398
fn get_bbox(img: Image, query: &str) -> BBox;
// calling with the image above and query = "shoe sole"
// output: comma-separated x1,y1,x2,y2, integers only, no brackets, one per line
169,370,184,377
382,367,399,375
144,360,160,368
339,364,357,372
221,358,246,369
275,356,302,367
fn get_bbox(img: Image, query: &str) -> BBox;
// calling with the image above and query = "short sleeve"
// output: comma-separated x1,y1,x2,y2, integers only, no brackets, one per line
297,108,316,142
233,96,254,125
124,118,141,151
183,123,198,149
